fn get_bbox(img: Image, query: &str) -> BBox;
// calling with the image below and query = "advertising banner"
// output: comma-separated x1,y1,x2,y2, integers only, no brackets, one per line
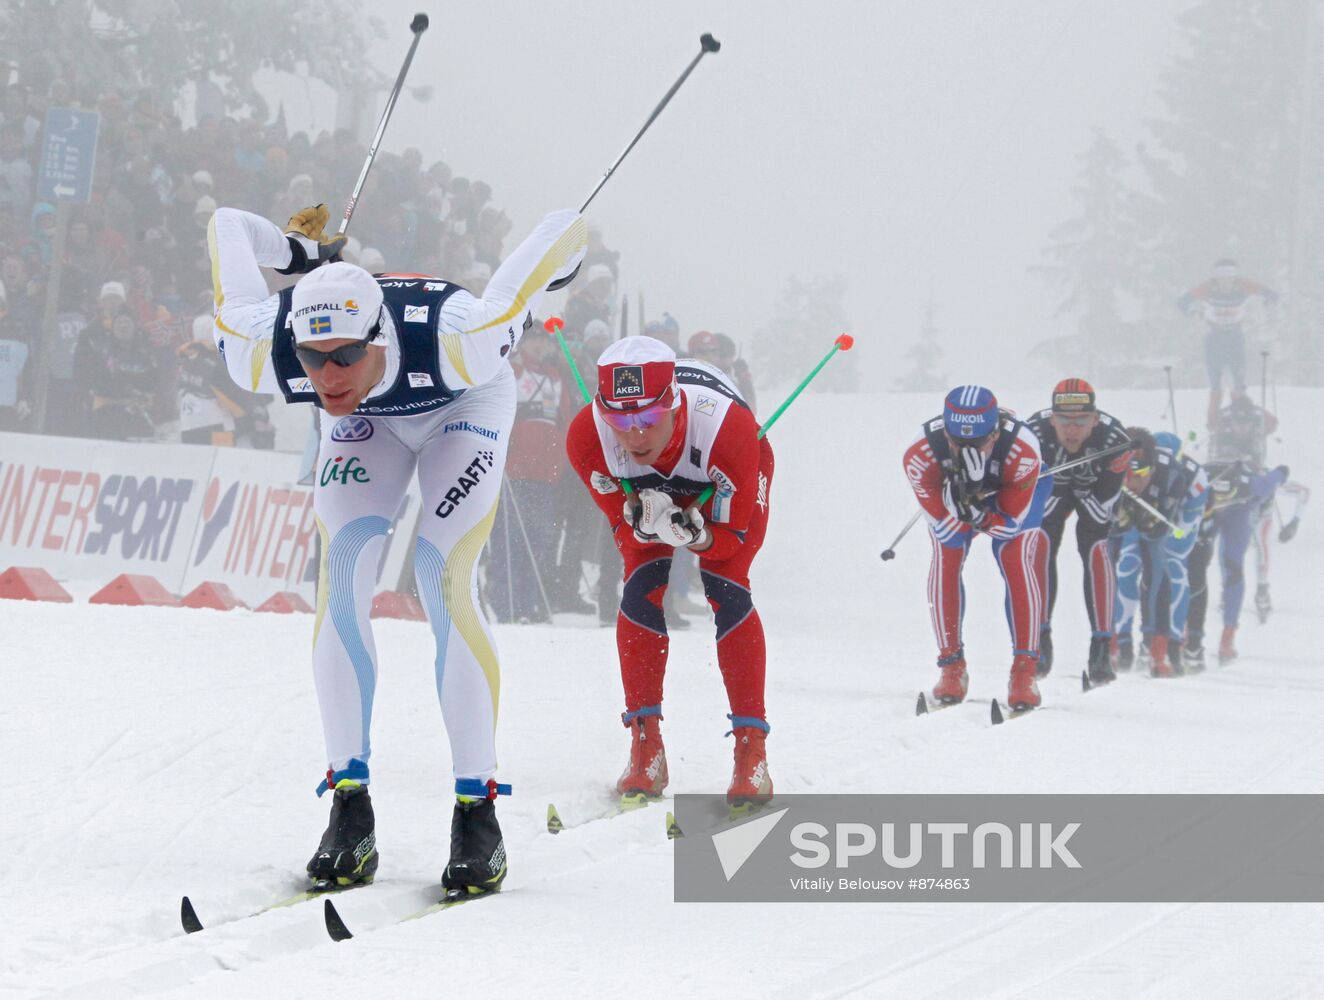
1,433,424,606
0,431,212,591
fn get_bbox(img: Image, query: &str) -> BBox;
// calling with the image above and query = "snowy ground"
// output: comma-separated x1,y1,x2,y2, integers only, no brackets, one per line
4,388,1323,999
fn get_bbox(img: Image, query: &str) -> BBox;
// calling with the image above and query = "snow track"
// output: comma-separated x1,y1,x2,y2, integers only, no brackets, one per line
4,389,1321,997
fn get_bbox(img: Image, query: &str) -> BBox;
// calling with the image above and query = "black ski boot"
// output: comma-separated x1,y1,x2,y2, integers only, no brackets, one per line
1183,643,1206,673
442,799,507,897
1037,628,1054,677
1088,635,1115,684
307,782,378,889
1114,634,1134,672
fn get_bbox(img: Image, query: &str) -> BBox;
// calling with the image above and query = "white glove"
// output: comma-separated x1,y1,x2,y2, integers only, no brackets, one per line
623,495,657,543
627,488,707,547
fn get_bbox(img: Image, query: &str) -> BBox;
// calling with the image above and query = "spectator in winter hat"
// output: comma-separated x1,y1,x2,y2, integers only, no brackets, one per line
687,330,721,364
688,331,756,411
99,281,127,305
97,281,129,331
192,170,214,193
194,195,217,228
643,313,681,353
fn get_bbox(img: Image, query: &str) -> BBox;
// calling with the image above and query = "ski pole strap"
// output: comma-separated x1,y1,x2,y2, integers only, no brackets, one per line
455,778,512,800
622,704,663,725
316,757,371,797
726,713,770,735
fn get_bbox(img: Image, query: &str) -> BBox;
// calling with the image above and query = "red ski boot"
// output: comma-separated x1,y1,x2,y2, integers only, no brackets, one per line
615,708,668,804
1150,635,1176,678
1218,626,1238,664
1007,654,1042,711
932,648,969,705
726,717,773,815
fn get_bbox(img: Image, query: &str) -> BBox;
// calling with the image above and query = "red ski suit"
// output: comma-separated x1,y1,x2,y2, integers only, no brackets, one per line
565,374,773,723
902,416,1050,660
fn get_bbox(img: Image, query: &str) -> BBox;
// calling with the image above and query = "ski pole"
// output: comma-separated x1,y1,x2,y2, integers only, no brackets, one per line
1164,365,1179,437
580,34,721,213
879,511,922,561
338,13,429,236
878,440,1134,562
691,334,855,506
1121,486,1186,538
546,316,635,498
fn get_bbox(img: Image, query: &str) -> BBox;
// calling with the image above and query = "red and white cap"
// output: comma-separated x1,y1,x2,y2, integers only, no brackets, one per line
595,335,681,412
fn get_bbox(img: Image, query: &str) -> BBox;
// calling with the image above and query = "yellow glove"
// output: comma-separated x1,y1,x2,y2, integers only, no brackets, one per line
287,204,331,239
276,204,349,274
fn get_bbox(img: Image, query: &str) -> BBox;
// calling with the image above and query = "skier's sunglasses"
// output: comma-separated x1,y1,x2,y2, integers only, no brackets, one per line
596,387,676,432
1051,413,1095,428
295,329,376,371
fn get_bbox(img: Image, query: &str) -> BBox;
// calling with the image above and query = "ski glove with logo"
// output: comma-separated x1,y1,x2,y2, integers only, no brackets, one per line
628,488,707,547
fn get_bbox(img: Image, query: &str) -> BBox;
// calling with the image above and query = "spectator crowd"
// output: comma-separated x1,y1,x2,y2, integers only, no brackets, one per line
0,77,517,442
0,76,759,627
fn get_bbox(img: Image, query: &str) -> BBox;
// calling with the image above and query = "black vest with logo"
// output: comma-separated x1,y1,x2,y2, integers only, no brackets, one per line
1137,448,1202,519
922,411,1023,494
271,277,466,416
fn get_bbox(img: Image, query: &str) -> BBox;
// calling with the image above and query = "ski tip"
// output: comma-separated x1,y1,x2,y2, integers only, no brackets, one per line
915,692,928,716
546,803,564,835
990,699,1004,725
324,897,354,942
666,811,684,840
1081,670,1092,692
180,895,203,934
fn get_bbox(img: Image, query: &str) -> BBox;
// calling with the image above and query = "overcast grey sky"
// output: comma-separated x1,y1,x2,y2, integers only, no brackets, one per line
319,1,1187,388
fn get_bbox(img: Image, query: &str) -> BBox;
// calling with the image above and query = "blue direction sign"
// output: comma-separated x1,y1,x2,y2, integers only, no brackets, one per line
38,108,100,204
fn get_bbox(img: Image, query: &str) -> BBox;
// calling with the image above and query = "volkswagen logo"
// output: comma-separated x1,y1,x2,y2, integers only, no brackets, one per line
331,416,374,442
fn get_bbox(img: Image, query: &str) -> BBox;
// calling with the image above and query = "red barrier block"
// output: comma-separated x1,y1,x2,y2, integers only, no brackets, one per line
181,581,247,611
371,591,427,621
89,574,180,607
255,591,315,614
0,566,74,603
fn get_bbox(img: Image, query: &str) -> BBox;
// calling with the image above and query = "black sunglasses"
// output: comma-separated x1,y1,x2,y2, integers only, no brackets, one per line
294,327,377,371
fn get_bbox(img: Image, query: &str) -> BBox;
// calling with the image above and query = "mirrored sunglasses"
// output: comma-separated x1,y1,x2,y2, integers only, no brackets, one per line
597,398,672,432
295,333,373,371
